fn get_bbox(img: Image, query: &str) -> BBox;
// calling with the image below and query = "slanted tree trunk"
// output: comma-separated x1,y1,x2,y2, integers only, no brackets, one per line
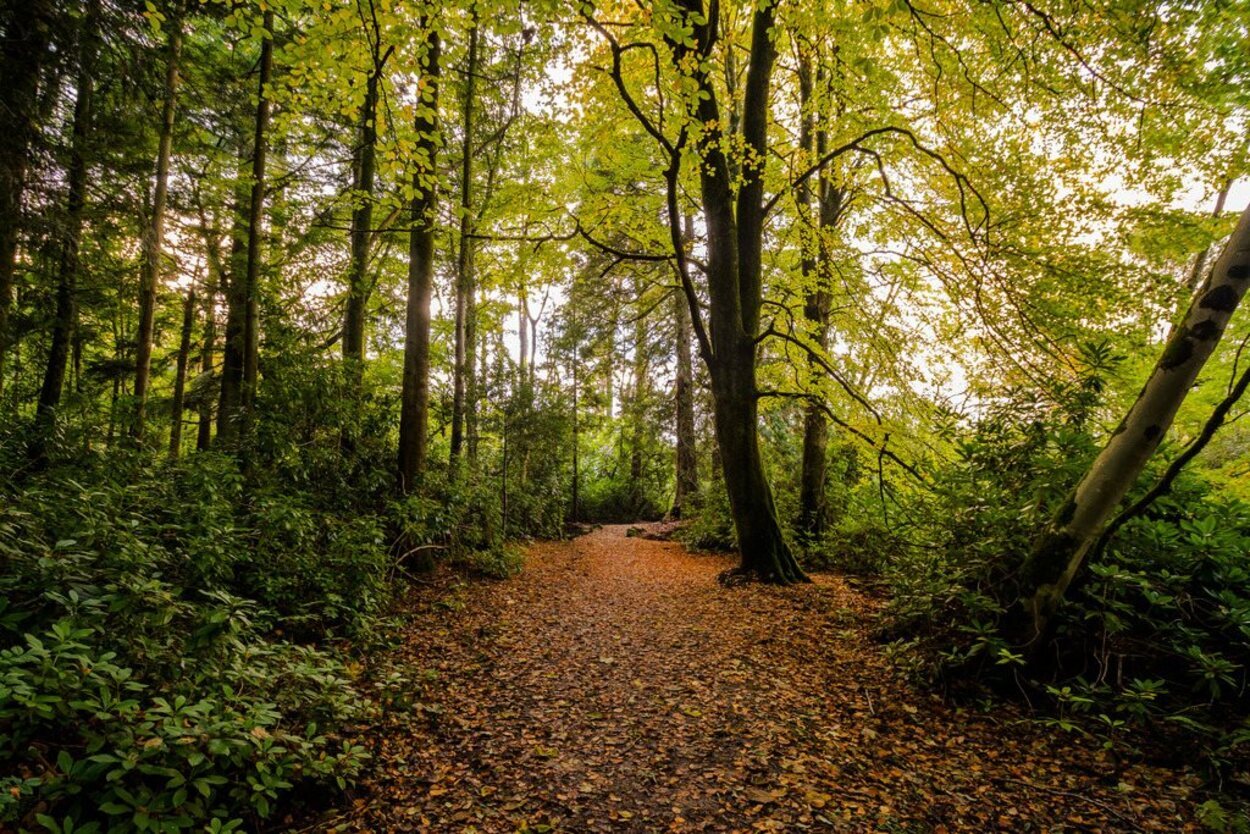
397,19,441,493
32,0,99,461
217,16,272,450
1014,203,1250,644
0,0,54,396
169,285,195,457
450,17,478,466
132,2,182,442
343,26,390,379
664,0,807,583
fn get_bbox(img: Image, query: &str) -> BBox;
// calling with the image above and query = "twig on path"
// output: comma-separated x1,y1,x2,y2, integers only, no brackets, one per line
990,776,1139,828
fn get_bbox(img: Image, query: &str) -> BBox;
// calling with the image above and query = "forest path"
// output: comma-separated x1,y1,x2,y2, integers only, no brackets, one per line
321,524,1199,832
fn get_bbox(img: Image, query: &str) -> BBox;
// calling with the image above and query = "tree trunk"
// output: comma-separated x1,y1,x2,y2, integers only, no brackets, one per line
132,3,182,442
517,292,529,383
671,271,698,518
196,236,220,451
217,16,272,450
668,0,807,583
240,10,273,440
32,0,99,461
397,20,441,493
1014,203,1250,644
450,17,478,466
343,34,386,377
570,348,580,521
628,275,648,500
467,280,480,463
795,51,842,543
169,285,195,458
710,346,806,582
0,0,53,396
215,145,250,446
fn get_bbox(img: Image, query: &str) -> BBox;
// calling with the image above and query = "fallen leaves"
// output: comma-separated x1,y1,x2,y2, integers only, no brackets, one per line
307,524,1203,833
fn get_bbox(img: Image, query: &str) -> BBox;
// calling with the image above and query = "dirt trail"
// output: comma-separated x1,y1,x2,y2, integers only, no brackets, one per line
320,525,1200,832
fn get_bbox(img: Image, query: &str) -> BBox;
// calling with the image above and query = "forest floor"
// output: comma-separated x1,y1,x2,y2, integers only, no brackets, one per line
303,524,1204,833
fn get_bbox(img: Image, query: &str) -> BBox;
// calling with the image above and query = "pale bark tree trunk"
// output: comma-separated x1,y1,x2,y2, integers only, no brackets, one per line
0,0,54,396
1015,203,1250,643
517,292,529,383
32,0,99,462
450,17,478,466
397,19,440,493
169,285,195,458
132,2,182,442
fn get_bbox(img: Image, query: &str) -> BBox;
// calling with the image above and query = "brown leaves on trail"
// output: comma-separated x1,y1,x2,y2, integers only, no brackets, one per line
313,525,1201,832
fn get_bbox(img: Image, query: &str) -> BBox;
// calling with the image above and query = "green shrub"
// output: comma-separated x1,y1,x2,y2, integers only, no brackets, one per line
0,460,371,832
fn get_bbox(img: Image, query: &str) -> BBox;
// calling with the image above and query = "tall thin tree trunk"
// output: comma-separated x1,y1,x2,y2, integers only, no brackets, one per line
196,250,219,450
570,348,580,521
240,10,273,443
795,52,842,543
671,214,698,518
0,0,53,396
343,32,389,377
32,0,99,461
217,15,273,451
450,17,478,466
517,292,529,384
169,285,195,458
132,3,182,442
1014,203,1250,644
629,275,648,498
397,19,441,492
215,144,250,446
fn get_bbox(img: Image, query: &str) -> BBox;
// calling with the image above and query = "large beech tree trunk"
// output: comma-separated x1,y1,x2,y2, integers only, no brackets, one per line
132,4,182,442
0,0,53,395
665,0,807,583
397,20,440,493
32,0,99,461
1015,203,1250,643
